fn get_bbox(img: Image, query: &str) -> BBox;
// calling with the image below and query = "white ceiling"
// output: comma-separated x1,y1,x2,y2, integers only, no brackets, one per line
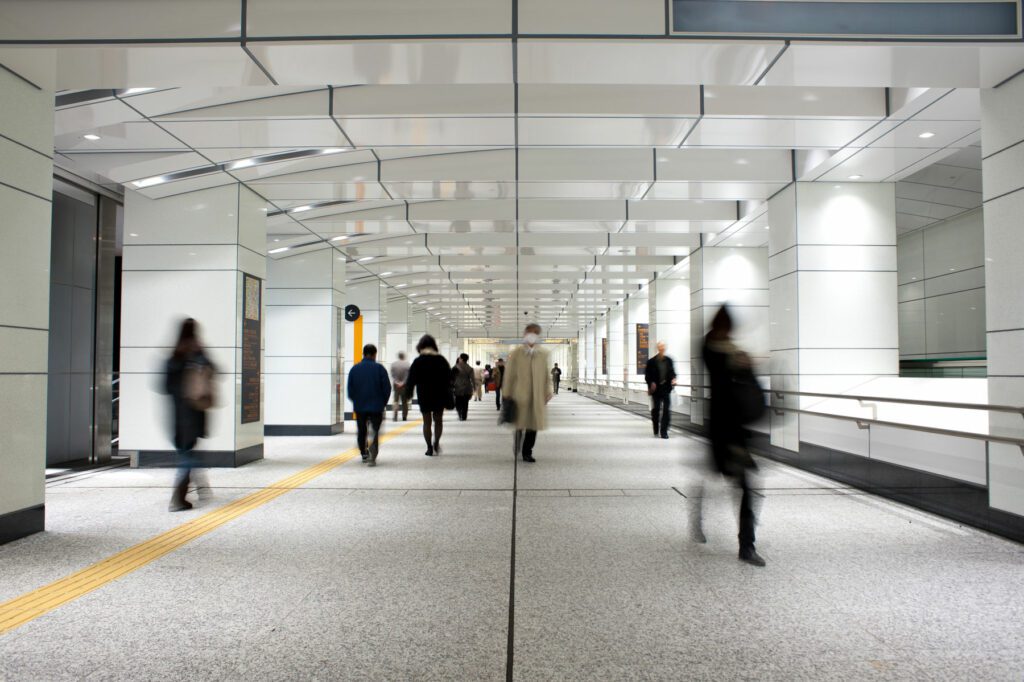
3,2,1020,337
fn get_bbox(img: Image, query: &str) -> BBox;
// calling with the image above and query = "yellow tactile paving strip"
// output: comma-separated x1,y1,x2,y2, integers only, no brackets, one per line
0,419,422,636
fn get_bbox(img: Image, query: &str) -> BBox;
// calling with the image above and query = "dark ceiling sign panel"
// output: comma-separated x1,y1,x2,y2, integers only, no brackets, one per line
672,0,1020,38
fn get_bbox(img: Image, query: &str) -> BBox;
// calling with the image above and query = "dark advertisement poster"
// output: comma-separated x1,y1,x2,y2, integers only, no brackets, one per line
636,323,649,375
241,274,262,424
601,337,608,375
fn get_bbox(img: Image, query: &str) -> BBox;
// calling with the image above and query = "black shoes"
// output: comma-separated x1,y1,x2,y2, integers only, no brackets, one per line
360,451,369,463
433,441,442,454
660,433,669,439
522,455,536,463
739,548,766,567
425,447,434,457
169,499,192,512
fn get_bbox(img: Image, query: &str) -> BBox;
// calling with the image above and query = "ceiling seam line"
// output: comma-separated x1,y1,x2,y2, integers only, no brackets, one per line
752,41,790,86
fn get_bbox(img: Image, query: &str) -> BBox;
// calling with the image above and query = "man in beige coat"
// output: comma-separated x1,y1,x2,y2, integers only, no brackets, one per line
503,323,553,462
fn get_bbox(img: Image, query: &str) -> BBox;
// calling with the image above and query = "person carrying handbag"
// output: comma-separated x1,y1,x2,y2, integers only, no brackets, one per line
500,323,553,463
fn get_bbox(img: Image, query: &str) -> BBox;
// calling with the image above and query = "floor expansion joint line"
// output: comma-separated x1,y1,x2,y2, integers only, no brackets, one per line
0,420,424,636
505,434,518,682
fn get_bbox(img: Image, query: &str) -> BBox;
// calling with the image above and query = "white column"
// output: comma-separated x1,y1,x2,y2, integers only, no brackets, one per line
608,303,625,398
587,322,597,384
602,311,612,390
981,75,1024,516
649,273,690,416
344,280,385,419
767,182,898,451
386,297,410,363
121,184,267,466
265,249,345,435
408,308,427,351
0,67,54,541
690,245,768,425
626,291,650,399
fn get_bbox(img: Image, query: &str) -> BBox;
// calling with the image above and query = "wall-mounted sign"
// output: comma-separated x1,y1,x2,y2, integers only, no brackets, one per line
344,304,361,322
601,337,608,376
241,274,262,424
636,323,649,375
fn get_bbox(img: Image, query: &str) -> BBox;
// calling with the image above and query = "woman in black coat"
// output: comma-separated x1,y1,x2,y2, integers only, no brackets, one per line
165,318,215,511
404,334,452,457
699,305,765,567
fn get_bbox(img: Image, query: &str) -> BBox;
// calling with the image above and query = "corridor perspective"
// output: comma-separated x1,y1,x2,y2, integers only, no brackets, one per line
4,0,1024,679
2,393,1022,680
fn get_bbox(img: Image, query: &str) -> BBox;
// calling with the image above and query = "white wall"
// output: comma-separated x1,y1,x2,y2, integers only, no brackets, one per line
897,209,986,360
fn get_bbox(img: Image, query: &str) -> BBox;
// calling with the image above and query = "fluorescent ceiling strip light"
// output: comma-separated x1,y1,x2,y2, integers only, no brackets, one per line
268,247,290,254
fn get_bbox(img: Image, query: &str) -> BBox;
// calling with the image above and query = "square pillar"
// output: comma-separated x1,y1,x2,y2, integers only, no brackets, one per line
627,291,650,397
265,249,345,435
981,74,1024,516
0,67,54,542
121,184,267,467
767,182,898,451
386,297,410,363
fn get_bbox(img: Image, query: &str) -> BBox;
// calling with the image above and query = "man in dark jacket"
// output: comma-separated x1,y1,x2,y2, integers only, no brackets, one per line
644,341,677,439
347,344,392,466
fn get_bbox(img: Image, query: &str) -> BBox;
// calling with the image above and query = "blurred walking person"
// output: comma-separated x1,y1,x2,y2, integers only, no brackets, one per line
164,318,215,512
502,323,553,463
644,341,677,439
452,353,475,420
493,357,505,411
473,360,485,401
347,344,391,467
390,351,411,421
696,305,767,567
405,335,453,456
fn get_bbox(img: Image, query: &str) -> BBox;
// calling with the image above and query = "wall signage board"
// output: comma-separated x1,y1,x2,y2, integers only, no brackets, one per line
671,0,1019,38
601,337,608,375
241,274,262,424
636,323,650,375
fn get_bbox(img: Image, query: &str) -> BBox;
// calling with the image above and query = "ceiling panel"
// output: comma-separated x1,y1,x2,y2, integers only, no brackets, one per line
159,119,348,148
54,121,189,152
519,117,696,147
338,117,515,147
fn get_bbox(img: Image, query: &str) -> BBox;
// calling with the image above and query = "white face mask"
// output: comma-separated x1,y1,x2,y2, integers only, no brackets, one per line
524,332,540,346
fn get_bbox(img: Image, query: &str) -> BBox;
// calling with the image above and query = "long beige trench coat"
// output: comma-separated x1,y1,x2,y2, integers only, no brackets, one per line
503,345,553,431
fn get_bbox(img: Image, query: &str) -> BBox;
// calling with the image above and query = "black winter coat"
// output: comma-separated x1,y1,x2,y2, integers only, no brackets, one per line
165,351,212,451
405,352,453,412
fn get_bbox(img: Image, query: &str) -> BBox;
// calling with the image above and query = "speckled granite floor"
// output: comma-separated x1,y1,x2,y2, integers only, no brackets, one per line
1,393,1022,680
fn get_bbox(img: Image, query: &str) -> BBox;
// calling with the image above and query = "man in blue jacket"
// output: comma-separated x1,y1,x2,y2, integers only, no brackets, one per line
347,344,392,466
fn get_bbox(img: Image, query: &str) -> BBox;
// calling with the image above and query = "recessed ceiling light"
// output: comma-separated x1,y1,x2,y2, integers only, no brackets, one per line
834,185,841,189
735,158,749,165
273,239,280,242
848,174,862,180
131,175,166,188
396,283,408,288
230,158,256,170
736,243,744,247
409,293,418,297
764,226,770,230
358,256,374,262
122,87,155,95
321,148,347,154
82,134,101,141
331,235,348,241
918,132,935,139
129,233,138,237
269,247,290,254
379,271,393,276
291,205,312,213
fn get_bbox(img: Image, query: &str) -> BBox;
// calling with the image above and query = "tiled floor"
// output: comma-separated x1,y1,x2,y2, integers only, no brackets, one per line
1,392,1023,680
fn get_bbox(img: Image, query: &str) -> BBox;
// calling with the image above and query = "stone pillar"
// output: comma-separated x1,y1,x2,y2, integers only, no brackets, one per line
626,291,650,398
689,244,768,426
767,182,898,451
408,307,427,351
0,67,54,543
586,322,597,384
121,184,266,467
981,74,1024,516
602,311,612,390
265,248,345,435
608,303,625,398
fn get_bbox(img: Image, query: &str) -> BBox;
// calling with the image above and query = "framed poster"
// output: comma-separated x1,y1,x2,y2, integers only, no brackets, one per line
636,323,649,375
241,274,262,424
601,337,608,375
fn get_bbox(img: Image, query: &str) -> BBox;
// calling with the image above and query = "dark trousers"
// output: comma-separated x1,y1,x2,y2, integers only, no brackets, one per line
515,429,538,459
651,391,671,436
553,379,560,394
455,394,471,420
737,469,756,551
357,411,383,456
495,388,502,410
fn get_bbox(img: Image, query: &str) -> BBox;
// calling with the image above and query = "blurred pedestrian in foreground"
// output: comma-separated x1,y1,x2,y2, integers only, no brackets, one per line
452,353,475,420
347,344,391,467
473,360,485,401
390,351,411,422
697,305,766,567
405,334,453,456
165,318,215,511
644,341,677,439
502,323,553,463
